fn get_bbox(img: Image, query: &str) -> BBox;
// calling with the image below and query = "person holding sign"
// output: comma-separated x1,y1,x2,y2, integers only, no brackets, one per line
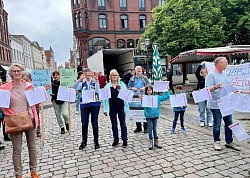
206,57,240,151
0,64,40,178
171,85,188,134
51,71,69,134
103,69,129,148
72,68,101,150
143,84,170,150
128,66,150,133
195,61,213,127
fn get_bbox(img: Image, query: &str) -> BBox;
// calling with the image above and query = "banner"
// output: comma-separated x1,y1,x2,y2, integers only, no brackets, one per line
32,70,51,94
205,62,250,88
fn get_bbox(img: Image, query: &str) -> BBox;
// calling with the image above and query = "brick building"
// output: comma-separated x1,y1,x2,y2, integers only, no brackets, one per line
71,0,164,67
0,0,11,82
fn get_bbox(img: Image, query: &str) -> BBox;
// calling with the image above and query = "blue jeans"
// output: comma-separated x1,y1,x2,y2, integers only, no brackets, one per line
211,109,233,144
76,92,81,111
146,117,158,140
80,105,100,144
172,111,185,129
198,100,212,123
109,108,127,141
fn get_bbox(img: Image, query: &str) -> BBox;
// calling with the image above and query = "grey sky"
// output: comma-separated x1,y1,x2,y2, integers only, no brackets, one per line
4,0,73,66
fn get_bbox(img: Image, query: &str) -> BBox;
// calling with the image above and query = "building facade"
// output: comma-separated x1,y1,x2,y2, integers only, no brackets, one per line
9,34,24,66
71,0,163,67
31,41,43,69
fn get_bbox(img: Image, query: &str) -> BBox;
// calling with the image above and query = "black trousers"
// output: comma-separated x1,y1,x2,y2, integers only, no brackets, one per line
136,122,147,130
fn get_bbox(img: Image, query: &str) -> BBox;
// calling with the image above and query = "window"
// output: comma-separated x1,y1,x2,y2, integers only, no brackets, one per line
88,38,110,56
139,15,146,28
121,15,128,29
84,0,87,7
99,14,107,29
98,0,105,9
139,0,145,10
117,39,126,48
74,13,79,28
159,0,165,6
120,0,127,9
73,0,76,6
77,0,80,5
127,39,135,48
85,12,89,29
78,12,83,27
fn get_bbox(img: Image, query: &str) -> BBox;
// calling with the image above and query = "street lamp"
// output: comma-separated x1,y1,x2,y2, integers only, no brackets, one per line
140,37,150,77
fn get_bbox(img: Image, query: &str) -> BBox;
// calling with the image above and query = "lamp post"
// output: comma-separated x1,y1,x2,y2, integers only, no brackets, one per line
140,37,150,77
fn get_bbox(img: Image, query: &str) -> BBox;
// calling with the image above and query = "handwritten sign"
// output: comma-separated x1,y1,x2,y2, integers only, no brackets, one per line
0,89,10,108
32,70,51,94
57,86,76,102
142,95,158,108
170,93,187,107
81,90,95,104
118,89,134,102
99,88,111,101
59,68,77,88
192,88,212,103
153,81,169,92
229,122,250,141
25,87,48,106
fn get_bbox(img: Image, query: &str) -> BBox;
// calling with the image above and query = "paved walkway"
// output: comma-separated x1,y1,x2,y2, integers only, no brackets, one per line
0,101,250,177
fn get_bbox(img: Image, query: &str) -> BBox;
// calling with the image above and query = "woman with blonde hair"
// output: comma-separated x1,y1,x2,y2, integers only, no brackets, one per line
0,63,39,178
103,69,129,147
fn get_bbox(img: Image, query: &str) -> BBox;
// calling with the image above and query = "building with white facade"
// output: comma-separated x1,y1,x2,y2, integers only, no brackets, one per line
9,34,24,66
31,41,43,69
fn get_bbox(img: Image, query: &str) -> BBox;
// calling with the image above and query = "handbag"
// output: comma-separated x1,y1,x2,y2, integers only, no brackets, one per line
4,111,34,134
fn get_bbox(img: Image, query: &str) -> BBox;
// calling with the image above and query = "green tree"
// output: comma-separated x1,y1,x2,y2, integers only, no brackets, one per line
141,0,226,57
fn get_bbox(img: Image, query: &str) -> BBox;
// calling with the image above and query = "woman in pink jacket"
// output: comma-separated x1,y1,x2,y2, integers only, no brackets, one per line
0,64,39,178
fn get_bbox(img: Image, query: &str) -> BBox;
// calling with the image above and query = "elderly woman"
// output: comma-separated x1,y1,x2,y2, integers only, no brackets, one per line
103,69,129,147
0,64,39,178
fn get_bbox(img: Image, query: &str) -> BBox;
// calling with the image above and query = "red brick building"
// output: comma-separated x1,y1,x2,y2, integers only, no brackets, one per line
71,0,162,66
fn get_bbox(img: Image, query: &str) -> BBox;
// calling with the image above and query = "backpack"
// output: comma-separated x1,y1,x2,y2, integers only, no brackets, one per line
130,75,147,87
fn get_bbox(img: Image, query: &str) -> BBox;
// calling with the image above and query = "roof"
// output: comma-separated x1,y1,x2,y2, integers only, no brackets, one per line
171,45,250,64
45,50,52,58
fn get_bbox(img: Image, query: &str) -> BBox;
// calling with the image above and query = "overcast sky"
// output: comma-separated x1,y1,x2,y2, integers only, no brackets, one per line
4,0,73,66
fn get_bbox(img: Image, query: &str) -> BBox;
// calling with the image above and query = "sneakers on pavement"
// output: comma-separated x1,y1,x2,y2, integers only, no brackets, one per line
214,141,222,151
171,128,175,134
200,122,205,127
181,127,187,133
61,127,65,134
112,140,119,147
75,111,79,114
208,122,213,127
79,142,87,150
225,142,241,151
122,140,127,148
134,128,142,133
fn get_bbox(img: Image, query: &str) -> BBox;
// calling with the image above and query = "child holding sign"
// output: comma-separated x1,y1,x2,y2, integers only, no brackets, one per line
171,85,188,134
143,84,170,150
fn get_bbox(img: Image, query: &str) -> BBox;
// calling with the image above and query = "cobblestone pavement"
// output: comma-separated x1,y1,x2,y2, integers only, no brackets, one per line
0,102,250,178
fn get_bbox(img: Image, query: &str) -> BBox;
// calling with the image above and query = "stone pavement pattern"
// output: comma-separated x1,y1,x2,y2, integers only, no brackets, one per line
0,102,250,178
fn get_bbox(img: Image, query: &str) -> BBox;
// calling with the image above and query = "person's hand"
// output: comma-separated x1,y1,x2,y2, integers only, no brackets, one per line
79,73,86,82
138,94,142,99
116,84,121,89
179,106,183,108
140,87,145,92
93,72,98,80
131,87,138,92
104,112,107,116
44,83,51,90
215,83,222,88
234,90,242,93
201,61,205,66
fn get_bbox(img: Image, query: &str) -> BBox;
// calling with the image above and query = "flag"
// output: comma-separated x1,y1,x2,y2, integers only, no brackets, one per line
152,44,162,82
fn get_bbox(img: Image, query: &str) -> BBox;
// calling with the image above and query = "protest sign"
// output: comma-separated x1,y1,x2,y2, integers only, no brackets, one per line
25,87,48,106
59,68,77,88
57,86,76,102
153,81,169,92
0,89,10,108
32,70,51,94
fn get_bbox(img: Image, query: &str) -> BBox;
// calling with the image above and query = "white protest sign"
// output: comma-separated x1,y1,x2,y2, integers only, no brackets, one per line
220,85,237,97
127,110,146,122
153,81,169,92
57,86,76,102
25,87,48,106
0,89,10,108
170,93,187,107
217,98,234,117
99,88,111,101
118,88,134,103
81,90,95,103
142,95,158,108
229,122,250,141
192,87,212,103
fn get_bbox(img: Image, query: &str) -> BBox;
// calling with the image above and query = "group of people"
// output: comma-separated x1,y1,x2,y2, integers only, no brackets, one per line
0,56,247,177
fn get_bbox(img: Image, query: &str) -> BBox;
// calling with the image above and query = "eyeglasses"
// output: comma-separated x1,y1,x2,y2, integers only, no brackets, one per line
12,70,22,73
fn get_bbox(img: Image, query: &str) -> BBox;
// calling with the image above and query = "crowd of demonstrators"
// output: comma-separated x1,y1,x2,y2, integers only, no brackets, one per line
123,69,133,86
143,84,170,150
171,85,188,134
206,57,240,151
97,71,107,88
75,71,83,114
128,66,150,133
166,68,175,94
51,71,69,134
195,61,213,127
0,63,40,178
72,68,101,150
103,69,129,148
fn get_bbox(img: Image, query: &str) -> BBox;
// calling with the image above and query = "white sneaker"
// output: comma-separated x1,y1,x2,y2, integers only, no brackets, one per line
200,122,205,127
214,141,221,151
75,111,79,114
208,123,213,127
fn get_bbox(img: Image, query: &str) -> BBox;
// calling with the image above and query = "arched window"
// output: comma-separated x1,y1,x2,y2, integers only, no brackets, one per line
121,15,128,29
74,13,79,28
139,15,146,29
127,39,134,48
117,39,126,48
78,12,82,27
99,14,107,29
88,38,110,56
85,12,89,29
